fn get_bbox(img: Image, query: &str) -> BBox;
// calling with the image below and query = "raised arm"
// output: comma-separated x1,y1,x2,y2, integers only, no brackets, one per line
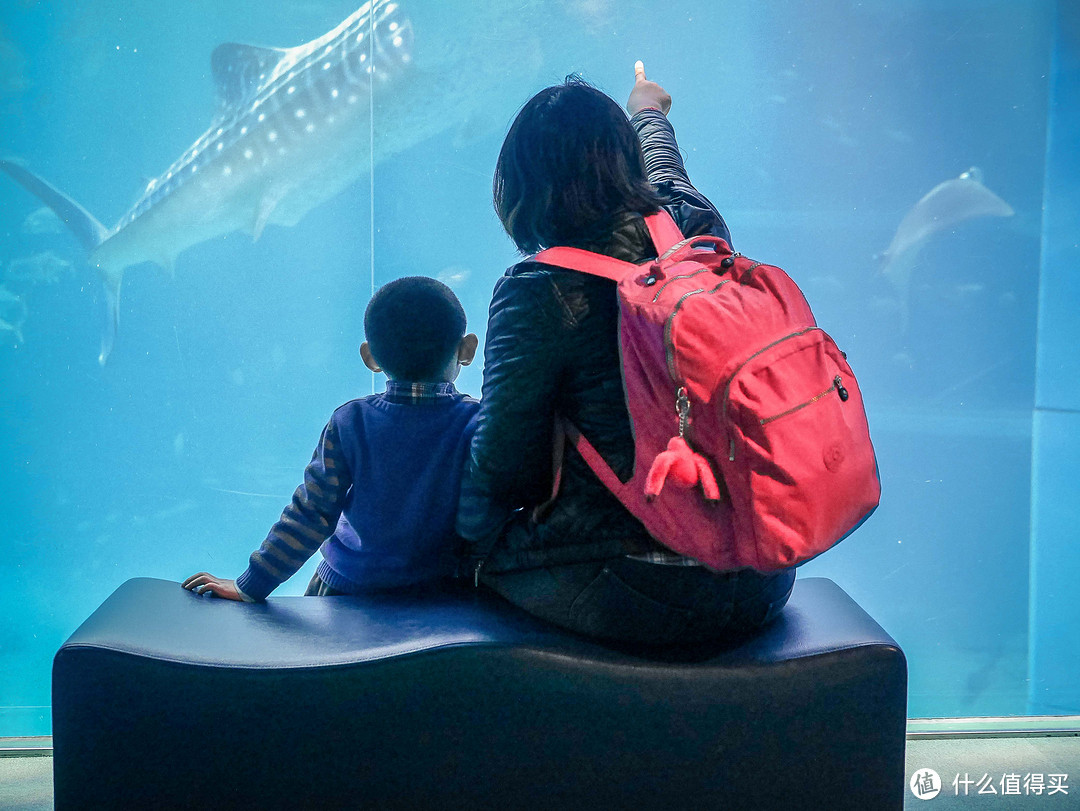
628,61,731,245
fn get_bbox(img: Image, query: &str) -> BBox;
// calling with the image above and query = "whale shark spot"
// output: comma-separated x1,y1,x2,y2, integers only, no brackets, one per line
211,42,290,113
1,0,421,363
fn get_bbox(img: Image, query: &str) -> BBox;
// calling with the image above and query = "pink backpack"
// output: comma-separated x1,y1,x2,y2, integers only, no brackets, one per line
535,211,880,572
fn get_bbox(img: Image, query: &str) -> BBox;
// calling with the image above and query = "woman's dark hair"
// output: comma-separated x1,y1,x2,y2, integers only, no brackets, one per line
493,76,666,254
364,276,466,381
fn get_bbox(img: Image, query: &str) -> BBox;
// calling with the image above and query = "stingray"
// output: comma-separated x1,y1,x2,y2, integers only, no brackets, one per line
879,167,1014,330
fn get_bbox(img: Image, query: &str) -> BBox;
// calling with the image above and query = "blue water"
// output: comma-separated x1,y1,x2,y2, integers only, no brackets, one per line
0,0,1075,736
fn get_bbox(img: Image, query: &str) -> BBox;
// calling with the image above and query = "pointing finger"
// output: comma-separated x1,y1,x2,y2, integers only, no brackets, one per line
634,60,646,82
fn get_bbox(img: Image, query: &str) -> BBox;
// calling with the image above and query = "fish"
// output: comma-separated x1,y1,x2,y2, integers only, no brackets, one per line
436,265,471,287
879,167,1014,329
0,284,28,344
3,250,73,286
1,1,427,364
21,206,63,235
0,28,28,97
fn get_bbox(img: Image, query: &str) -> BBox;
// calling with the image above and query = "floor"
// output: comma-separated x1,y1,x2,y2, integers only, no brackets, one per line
2,732,1078,809
0,750,50,811
904,735,1079,808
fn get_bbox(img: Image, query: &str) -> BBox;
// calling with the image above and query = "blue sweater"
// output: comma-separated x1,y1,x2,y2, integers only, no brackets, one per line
236,382,480,600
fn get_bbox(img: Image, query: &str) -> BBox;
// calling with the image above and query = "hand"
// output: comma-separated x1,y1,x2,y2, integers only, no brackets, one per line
183,572,248,601
626,60,672,116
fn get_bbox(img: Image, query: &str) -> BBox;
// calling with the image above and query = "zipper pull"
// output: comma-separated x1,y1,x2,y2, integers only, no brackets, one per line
676,387,690,437
729,437,735,462
835,375,849,402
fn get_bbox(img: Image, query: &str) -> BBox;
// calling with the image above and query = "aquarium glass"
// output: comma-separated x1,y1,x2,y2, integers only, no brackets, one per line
1,0,1077,736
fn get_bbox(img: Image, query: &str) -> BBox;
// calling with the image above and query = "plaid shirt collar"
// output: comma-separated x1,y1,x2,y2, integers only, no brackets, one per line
382,380,459,404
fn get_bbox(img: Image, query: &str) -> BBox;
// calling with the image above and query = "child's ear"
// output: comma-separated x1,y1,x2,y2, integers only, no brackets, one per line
359,342,383,373
458,333,479,366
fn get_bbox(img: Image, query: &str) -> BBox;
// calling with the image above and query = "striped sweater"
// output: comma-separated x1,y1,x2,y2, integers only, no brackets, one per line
236,381,480,600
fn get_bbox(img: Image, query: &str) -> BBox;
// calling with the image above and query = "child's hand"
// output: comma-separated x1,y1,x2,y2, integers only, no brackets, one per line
627,60,672,116
183,572,250,602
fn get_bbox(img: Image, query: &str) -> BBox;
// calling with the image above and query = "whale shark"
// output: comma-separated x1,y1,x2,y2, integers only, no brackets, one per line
2,0,541,364
879,167,1014,330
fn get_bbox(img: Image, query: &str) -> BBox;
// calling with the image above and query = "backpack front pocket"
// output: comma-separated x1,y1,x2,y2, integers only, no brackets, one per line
722,330,878,568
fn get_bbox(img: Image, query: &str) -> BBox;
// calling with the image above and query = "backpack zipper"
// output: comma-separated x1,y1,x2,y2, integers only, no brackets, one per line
652,267,712,302
720,327,821,417
663,280,731,381
652,250,741,302
759,377,840,425
721,326,823,460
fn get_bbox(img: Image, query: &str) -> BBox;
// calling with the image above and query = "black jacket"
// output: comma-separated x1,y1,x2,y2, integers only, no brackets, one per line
458,108,732,573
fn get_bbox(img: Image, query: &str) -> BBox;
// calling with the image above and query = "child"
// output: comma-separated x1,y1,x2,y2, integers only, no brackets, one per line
184,276,480,601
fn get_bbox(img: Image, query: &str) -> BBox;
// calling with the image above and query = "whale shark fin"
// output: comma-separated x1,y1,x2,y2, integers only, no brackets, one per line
252,187,288,241
99,269,123,366
211,43,290,113
0,159,109,252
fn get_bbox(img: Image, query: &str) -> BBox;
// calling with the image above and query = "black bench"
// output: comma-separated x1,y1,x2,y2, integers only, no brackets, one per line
52,576,906,809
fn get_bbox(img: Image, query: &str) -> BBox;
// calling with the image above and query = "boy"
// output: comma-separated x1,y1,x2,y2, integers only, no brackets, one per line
184,276,480,601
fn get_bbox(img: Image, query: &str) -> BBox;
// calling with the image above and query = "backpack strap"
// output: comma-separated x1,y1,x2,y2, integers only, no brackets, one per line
533,246,639,283
561,420,636,504
643,210,685,254
645,211,733,262
530,418,567,524
533,209,687,281
530,418,636,525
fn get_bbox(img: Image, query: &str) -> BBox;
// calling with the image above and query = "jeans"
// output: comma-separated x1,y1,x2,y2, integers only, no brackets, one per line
304,571,350,596
481,557,795,647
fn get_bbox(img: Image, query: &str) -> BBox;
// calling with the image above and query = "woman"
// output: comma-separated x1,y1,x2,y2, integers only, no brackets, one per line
457,63,795,647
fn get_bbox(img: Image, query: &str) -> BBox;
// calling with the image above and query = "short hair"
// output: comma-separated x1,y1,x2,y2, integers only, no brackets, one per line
364,277,467,381
493,76,667,254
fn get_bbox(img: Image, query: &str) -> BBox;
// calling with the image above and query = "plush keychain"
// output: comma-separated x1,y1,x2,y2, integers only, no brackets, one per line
645,436,721,502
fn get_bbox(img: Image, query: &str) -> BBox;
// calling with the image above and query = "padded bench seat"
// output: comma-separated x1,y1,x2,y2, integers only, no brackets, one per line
53,576,906,809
